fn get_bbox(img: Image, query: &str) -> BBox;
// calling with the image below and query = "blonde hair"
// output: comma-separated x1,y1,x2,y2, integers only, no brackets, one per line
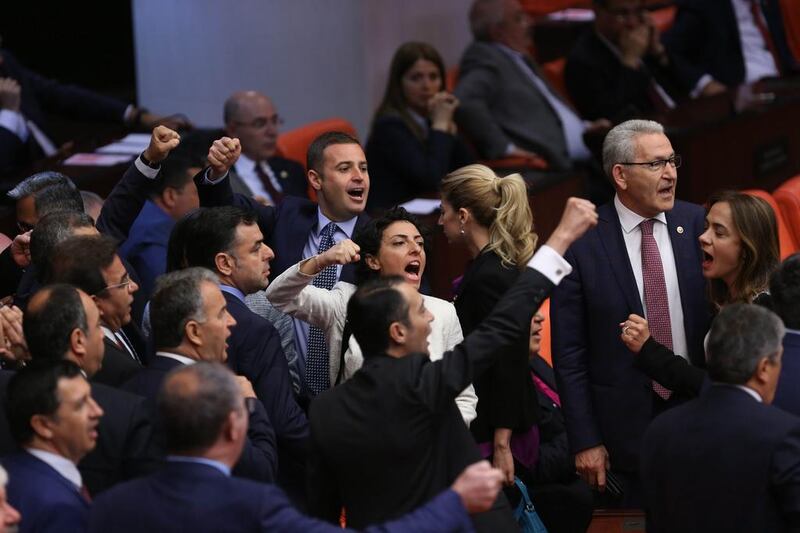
441,164,536,268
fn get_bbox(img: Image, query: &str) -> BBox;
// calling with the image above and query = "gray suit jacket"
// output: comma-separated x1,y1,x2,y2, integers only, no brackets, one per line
454,41,572,169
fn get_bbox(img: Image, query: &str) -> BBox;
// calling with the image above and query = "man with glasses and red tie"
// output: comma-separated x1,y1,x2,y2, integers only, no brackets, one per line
551,119,711,507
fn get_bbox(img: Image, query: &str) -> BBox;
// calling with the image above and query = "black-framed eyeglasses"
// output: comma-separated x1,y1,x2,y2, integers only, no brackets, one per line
620,155,682,172
233,114,284,129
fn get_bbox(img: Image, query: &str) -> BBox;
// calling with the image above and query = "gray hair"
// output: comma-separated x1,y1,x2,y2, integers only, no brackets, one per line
469,0,506,41
7,171,72,200
157,362,243,454
151,267,220,350
602,119,665,179
30,211,95,278
35,183,84,218
706,304,785,384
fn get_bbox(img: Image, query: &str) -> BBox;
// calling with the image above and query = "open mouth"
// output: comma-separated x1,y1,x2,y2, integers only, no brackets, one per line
702,250,714,270
404,261,422,282
347,187,365,201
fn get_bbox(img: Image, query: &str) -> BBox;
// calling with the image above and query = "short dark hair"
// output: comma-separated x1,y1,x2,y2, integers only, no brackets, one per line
49,234,119,295
30,211,95,281
151,155,202,199
770,254,800,329
353,206,428,285
24,284,88,361
706,304,785,384
157,363,242,454
347,276,410,355
34,183,85,217
7,171,72,200
6,359,83,446
178,206,258,272
306,131,360,175
151,268,219,350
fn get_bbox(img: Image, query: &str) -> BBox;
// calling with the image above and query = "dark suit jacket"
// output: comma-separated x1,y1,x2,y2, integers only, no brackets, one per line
641,385,800,532
88,460,473,533
565,31,688,122
122,355,278,483
92,336,142,388
454,250,539,443
365,115,474,209
118,200,173,299
308,266,555,530
195,175,370,282
551,200,710,474
0,371,15,455
774,331,800,417
3,451,90,533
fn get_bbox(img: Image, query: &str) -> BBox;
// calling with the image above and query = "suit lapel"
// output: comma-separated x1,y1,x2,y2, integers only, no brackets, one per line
597,204,643,314
22,452,89,508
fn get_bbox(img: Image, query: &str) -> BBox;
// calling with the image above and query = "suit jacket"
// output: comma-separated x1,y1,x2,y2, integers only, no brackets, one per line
118,199,173,299
454,41,572,168
641,385,800,532
308,265,556,530
551,200,710,474
774,330,800,417
454,250,539,443
92,336,142,388
3,451,90,533
122,355,278,483
365,115,474,209
0,371,15,455
88,460,473,533
565,31,689,122
195,175,370,283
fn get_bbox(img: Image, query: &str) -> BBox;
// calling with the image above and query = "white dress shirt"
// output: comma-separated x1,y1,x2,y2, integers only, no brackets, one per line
731,0,779,83
155,351,196,365
614,195,689,359
27,448,82,488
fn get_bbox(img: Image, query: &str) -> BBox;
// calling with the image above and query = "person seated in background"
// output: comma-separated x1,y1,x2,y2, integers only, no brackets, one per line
80,191,104,223
91,362,501,533
641,304,800,532
365,42,474,210
119,155,202,299
566,0,690,122
3,360,103,533
0,47,191,175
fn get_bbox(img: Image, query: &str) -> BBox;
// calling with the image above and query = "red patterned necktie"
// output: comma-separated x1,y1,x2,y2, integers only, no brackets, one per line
640,219,673,400
254,162,284,204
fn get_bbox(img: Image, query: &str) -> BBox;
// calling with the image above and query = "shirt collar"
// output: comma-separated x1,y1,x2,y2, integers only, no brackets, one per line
316,208,358,239
406,108,428,131
101,326,118,340
166,455,231,477
156,351,196,365
614,194,668,234
26,448,83,488
235,151,258,171
219,284,246,302
494,42,525,61
732,384,763,403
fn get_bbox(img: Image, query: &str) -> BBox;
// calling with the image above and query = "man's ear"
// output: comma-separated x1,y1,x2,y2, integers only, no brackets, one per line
388,321,406,346
162,187,178,209
612,165,628,190
308,169,323,192
215,252,235,277
754,356,771,385
185,320,202,348
30,414,55,441
71,327,87,360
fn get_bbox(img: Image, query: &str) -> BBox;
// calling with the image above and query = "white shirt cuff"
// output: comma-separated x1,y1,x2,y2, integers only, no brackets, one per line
504,143,517,156
134,155,160,179
526,244,572,285
0,109,29,141
203,169,229,185
690,74,714,99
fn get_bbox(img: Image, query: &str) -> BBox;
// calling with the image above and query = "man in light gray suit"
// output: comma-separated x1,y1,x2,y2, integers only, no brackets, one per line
455,0,610,172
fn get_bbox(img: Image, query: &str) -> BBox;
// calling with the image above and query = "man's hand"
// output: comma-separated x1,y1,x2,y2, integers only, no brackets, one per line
575,445,610,491
619,24,650,69
10,230,31,268
620,314,651,354
0,306,28,363
143,125,180,164
545,197,598,255
235,376,257,399
0,78,21,112
207,137,241,181
451,461,504,514
700,80,728,98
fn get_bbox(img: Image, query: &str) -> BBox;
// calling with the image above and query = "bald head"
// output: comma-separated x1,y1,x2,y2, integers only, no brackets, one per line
224,91,281,162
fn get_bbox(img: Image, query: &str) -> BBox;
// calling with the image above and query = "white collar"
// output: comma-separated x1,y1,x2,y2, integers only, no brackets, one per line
155,351,196,366
315,209,358,239
614,194,668,235
26,448,82,488
100,326,117,341
235,151,262,171
732,384,763,403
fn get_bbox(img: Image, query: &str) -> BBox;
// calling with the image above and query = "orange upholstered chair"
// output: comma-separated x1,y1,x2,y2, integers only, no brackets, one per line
773,176,800,255
742,189,799,259
538,298,553,366
446,66,460,93
651,6,677,33
542,57,571,103
520,0,590,17
780,0,800,64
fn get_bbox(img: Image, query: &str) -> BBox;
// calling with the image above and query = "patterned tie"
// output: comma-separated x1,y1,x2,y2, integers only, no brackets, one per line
306,222,339,395
254,162,284,204
640,219,673,400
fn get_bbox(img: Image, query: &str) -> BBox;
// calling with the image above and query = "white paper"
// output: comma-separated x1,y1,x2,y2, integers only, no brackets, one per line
95,133,151,155
63,153,134,167
399,198,441,215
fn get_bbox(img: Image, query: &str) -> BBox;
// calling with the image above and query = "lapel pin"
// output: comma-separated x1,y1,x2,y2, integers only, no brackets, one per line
279,170,288,179
677,226,684,234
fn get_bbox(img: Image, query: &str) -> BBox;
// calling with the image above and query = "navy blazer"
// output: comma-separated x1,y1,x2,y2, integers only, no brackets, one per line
118,200,174,299
123,355,278,483
551,200,710,474
774,331,800,417
195,174,370,282
642,385,800,532
3,451,90,533
88,460,472,533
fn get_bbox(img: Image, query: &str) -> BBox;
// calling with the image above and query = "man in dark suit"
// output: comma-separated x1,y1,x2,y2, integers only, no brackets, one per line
769,253,800,417
124,267,278,482
308,197,597,530
551,119,710,505
92,363,502,533
3,360,102,532
642,304,800,532
566,0,689,122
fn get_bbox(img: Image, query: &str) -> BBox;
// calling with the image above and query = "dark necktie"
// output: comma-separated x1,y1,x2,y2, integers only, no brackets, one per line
306,222,339,395
116,329,141,365
254,162,284,204
640,219,673,400
751,0,783,74
79,484,92,503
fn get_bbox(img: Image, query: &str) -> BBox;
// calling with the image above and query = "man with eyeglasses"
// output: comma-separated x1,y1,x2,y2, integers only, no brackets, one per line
565,0,692,122
551,119,710,507
221,91,307,206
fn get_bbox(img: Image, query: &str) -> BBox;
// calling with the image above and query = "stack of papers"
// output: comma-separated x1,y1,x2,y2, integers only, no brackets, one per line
63,153,134,167
95,133,151,155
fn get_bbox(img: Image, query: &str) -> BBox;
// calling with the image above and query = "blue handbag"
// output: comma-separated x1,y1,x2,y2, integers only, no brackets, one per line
513,477,549,533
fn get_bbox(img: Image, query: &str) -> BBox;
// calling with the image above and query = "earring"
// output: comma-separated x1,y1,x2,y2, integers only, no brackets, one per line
459,223,465,236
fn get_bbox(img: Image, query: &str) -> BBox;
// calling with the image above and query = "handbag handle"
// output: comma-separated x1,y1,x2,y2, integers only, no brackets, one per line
514,477,535,508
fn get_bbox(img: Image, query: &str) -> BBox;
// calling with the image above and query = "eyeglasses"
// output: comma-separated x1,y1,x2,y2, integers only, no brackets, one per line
232,114,284,130
99,273,133,294
619,155,682,172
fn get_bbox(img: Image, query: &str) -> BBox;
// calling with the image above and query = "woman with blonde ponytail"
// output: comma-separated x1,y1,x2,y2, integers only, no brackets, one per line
439,163,541,487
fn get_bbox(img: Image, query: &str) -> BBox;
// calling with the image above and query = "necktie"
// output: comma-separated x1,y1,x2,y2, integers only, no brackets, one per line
750,0,783,74
115,330,141,365
254,162,284,204
306,222,339,395
79,484,92,503
640,219,673,400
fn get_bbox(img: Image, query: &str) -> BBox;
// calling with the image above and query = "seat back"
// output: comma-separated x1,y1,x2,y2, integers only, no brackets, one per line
780,0,800,64
446,66,459,92
542,57,571,103
773,176,800,256
538,298,553,366
743,188,799,259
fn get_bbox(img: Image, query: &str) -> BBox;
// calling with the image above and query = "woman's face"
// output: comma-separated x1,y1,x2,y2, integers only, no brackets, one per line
699,201,743,287
438,199,462,244
529,312,545,355
367,221,426,288
401,58,442,116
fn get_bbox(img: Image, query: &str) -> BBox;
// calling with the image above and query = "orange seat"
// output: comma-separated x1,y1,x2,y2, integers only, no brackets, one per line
542,57,571,103
446,66,459,93
651,6,677,33
538,298,553,366
743,189,799,259
780,0,800,64
774,176,800,257
520,0,590,17
481,155,549,171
